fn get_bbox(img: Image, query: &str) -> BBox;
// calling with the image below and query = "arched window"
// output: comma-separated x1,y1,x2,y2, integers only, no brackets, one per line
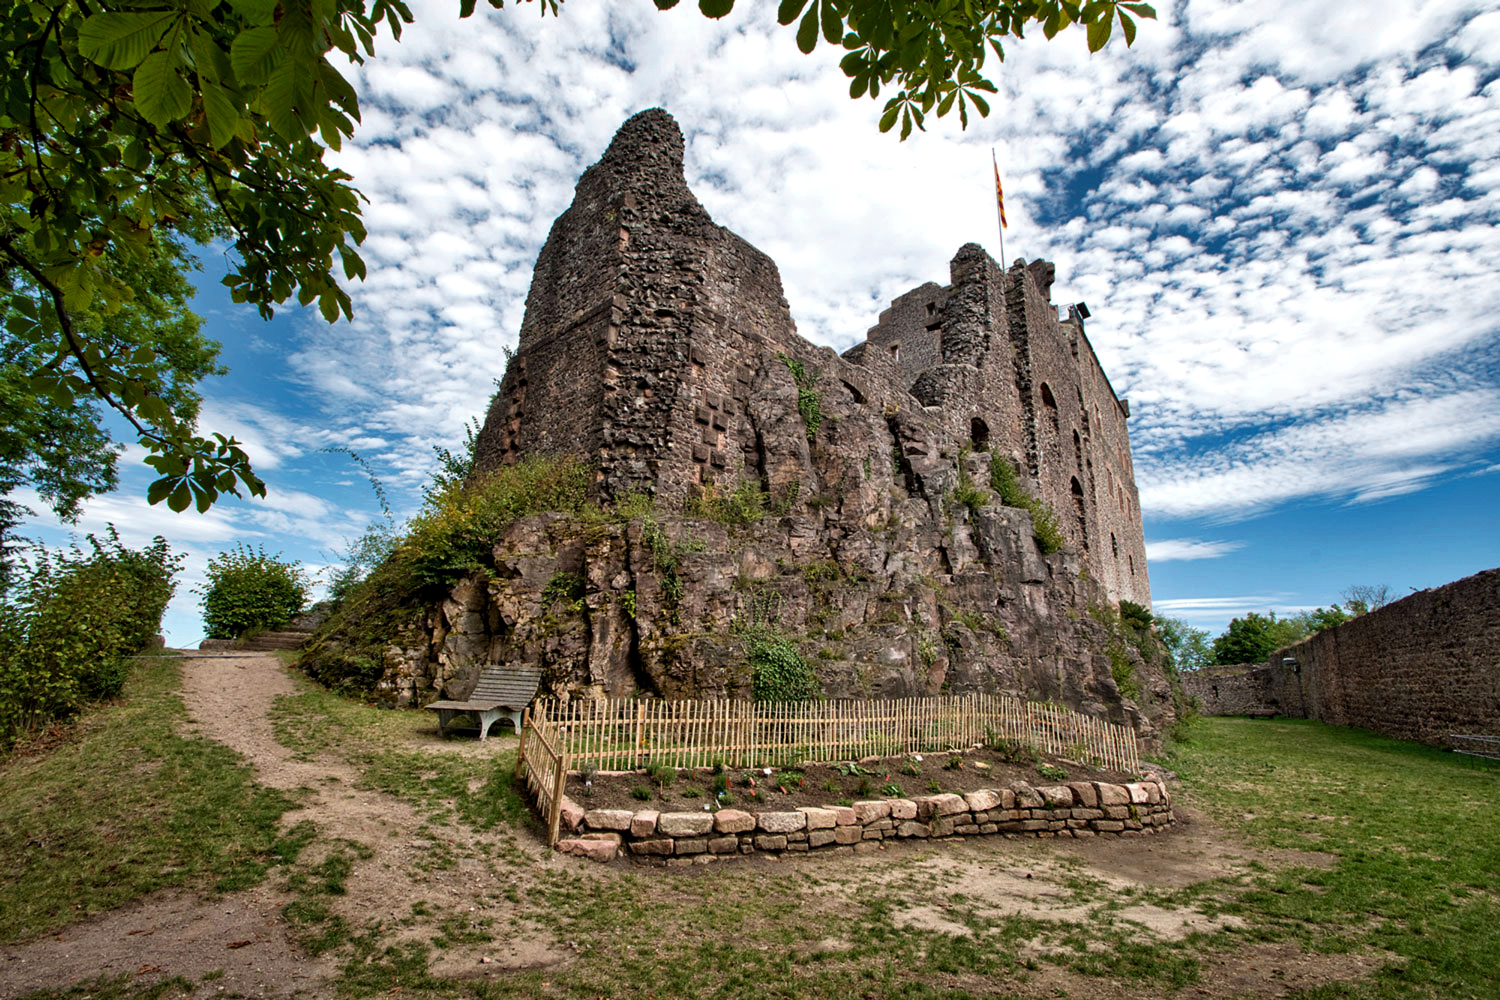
1070,477,1088,551
1040,383,1059,434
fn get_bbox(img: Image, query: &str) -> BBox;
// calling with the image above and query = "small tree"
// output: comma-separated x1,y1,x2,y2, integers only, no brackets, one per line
199,544,309,640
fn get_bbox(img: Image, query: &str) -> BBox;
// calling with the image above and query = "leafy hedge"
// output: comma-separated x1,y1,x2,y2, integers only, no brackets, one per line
199,543,309,639
1,529,180,745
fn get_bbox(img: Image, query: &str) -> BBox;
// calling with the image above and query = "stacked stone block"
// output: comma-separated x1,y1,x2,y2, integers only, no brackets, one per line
554,778,1174,864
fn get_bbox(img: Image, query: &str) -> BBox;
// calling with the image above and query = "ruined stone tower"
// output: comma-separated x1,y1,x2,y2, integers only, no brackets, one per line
333,109,1173,740
473,108,1149,607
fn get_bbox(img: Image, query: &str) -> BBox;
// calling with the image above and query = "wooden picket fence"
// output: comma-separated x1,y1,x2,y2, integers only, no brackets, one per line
515,705,570,846
525,693,1138,778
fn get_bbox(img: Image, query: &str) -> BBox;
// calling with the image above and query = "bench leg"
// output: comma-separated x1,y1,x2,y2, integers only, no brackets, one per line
478,709,501,741
436,709,456,737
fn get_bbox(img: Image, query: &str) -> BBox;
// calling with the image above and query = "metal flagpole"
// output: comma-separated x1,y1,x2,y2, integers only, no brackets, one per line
992,149,1007,271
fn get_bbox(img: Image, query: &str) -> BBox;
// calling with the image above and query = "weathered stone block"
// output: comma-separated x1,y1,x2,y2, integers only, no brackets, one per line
964,789,1002,812
809,829,837,847
834,825,863,845
831,806,858,826
676,838,708,855
558,834,619,862
753,834,788,851
852,800,891,824
631,810,660,838
1012,783,1044,809
713,808,755,834
955,824,979,835
1095,820,1125,832
1125,782,1152,805
584,809,635,832
862,828,884,840
889,799,918,821
758,811,807,834
630,839,675,856
708,836,739,854
1037,785,1076,808
1071,808,1104,821
659,812,714,837
915,794,967,819
896,821,929,838
800,807,838,830
560,796,585,832
1066,782,1099,808
1095,782,1130,806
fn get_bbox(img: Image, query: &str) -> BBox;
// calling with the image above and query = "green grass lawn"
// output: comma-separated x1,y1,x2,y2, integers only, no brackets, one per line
6,662,1498,1000
1165,718,1500,1000
0,654,296,942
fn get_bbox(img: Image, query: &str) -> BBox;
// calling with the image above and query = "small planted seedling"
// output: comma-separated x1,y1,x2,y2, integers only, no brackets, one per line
944,754,964,771
630,785,652,801
901,760,921,776
880,782,903,797
927,779,942,794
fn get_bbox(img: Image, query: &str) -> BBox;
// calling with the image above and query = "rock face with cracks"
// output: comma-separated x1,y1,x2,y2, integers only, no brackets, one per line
339,109,1171,742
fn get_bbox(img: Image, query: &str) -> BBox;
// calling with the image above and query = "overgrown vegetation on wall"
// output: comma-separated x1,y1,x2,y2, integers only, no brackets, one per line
0,530,180,745
303,457,592,696
989,453,1065,554
778,354,823,440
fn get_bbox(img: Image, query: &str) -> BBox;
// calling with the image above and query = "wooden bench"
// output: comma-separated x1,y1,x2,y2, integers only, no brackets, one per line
425,664,542,741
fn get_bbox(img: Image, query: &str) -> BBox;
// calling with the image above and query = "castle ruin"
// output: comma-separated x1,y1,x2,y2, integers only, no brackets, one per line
314,109,1173,741
472,109,1149,608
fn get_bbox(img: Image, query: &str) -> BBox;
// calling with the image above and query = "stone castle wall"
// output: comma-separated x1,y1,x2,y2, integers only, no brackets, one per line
368,110,1178,741
471,109,1149,608
1183,567,1500,745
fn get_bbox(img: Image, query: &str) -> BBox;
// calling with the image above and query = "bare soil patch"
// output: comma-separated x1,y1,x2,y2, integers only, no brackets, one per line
569,744,1131,814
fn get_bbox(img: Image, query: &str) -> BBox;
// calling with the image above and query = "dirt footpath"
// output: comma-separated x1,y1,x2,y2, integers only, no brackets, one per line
0,653,556,999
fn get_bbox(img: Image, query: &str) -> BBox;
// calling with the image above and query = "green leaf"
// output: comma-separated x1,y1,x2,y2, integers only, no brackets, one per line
820,0,841,43
699,0,733,16
167,481,192,512
878,100,900,133
796,6,820,53
1119,10,1136,45
147,478,174,506
1122,3,1157,17
654,0,682,8
229,0,279,21
201,79,240,149
133,52,194,126
776,0,809,25
230,26,283,86
78,13,175,70
1087,16,1111,51
460,0,478,15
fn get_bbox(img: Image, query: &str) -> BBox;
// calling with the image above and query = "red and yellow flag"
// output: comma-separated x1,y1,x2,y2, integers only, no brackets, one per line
992,151,1008,229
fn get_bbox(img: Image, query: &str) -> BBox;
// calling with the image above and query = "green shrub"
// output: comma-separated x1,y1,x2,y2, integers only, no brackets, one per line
199,543,309,640
745,628,821,703
686,478,768,525
988,454,1065,554
0,529,180,744
398,457,590,589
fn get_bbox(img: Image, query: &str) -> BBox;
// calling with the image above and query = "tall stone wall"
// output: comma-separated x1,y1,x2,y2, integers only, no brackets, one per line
1183,567,1500,746
373,110,1176,741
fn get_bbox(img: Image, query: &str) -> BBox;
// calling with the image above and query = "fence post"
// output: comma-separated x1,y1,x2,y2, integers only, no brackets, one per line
547,749,570,848
515,705,531,781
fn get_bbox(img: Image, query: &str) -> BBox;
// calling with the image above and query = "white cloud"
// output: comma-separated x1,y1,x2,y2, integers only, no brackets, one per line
1145,538,1246,562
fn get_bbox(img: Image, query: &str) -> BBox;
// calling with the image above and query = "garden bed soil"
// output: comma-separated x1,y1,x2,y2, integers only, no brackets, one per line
564,744,1135,814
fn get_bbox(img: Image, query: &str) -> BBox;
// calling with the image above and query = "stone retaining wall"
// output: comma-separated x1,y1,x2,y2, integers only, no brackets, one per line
553,778,1173,864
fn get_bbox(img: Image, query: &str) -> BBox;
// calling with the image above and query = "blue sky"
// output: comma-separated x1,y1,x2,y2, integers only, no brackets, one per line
17,0,1500,644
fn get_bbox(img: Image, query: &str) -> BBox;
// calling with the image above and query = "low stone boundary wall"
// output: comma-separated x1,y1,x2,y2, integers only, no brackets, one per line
553,778,1173,864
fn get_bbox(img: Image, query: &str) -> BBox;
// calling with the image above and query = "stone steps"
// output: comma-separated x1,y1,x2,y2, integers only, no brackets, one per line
198,624,315,653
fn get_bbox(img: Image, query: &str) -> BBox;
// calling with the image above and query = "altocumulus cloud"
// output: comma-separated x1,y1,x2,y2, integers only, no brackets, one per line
266,0,1498,526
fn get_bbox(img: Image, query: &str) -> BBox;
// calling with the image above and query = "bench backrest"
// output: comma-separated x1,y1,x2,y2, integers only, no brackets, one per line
470,663,542,706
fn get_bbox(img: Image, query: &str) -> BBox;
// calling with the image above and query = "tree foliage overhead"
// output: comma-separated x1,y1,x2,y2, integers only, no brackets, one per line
3,0,1152,523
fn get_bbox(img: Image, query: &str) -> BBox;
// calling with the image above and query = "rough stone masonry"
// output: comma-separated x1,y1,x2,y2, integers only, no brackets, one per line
368,110,1173,741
